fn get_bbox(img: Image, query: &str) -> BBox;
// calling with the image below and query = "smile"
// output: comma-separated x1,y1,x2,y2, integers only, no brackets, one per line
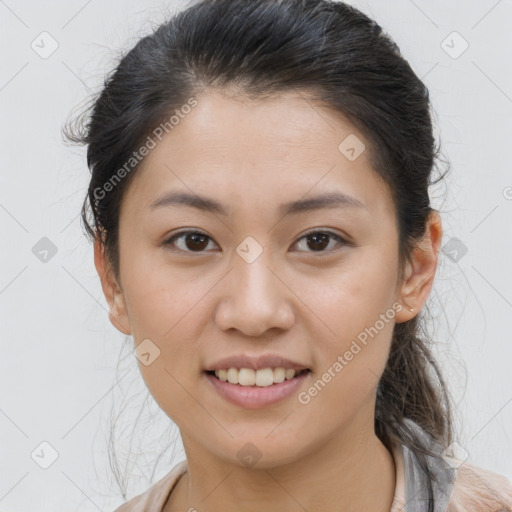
204,368,312,409
209,367,310,386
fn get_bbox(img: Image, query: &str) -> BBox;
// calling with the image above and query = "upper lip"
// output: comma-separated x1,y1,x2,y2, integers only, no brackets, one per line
205,353,310,372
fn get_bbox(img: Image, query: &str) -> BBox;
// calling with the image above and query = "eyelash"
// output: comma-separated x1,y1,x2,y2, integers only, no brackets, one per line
163,229,349,256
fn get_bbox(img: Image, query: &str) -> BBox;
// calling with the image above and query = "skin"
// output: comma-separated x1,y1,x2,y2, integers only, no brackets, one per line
95,89,442,512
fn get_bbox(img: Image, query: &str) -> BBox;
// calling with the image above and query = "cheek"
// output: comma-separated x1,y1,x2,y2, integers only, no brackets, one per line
298,280,396,434
304,249,398,390
308,253,398,338
118,253,208,394
125,280,206,386
124,267,207,422
120,247,204,342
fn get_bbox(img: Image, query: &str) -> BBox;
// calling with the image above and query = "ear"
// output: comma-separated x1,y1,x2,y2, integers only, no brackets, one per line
395,210,443,323
94,236,132,335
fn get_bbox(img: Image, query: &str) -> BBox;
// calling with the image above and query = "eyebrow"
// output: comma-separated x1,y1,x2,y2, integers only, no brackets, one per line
148,190,368,217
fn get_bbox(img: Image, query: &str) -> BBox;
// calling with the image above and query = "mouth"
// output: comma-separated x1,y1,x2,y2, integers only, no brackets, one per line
204,368,311,387
203,368,312,409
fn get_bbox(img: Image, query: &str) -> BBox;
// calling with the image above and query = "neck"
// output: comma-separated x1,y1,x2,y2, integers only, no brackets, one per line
166,417,397,512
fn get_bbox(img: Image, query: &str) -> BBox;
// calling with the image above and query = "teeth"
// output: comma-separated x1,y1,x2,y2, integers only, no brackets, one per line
213,367,305,386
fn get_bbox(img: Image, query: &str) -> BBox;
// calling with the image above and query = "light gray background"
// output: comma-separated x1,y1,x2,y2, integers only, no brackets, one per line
1,0,511,510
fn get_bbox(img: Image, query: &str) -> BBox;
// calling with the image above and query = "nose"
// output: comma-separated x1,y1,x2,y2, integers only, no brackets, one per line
214,247,295,337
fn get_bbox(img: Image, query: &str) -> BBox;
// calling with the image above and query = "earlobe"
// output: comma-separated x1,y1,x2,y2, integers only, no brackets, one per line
109,292,132,336
94,237,132,335
395,211,443,323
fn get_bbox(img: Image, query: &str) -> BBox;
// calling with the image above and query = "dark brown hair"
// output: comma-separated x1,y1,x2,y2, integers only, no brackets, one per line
63,0,454,507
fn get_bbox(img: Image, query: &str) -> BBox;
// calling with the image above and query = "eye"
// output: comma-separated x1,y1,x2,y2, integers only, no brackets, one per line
163,229,348,255
292,229,348,254
164,230,218,253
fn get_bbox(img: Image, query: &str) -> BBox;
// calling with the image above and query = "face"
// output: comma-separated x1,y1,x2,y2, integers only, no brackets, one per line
95,89,440,469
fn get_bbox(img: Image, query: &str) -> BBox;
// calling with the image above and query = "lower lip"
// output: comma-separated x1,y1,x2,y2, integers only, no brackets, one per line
204,371,311,409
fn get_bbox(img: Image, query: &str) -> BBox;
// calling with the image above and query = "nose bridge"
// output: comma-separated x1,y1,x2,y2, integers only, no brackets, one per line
215,236,294,335
233,236,278,307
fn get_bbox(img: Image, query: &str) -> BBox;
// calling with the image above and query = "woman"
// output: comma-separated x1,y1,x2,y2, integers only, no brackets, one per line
64,0,512,510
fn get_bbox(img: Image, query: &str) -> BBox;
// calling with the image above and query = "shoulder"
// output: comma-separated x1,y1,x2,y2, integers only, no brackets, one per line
399,418,512,511
111,460,188,512
447,460,512,511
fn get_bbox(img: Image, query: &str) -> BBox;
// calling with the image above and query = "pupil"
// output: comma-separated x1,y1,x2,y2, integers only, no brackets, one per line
308,233,329,251
186,233,208,251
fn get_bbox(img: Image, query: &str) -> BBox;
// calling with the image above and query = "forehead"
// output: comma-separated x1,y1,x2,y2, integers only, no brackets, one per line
121,89,395,221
